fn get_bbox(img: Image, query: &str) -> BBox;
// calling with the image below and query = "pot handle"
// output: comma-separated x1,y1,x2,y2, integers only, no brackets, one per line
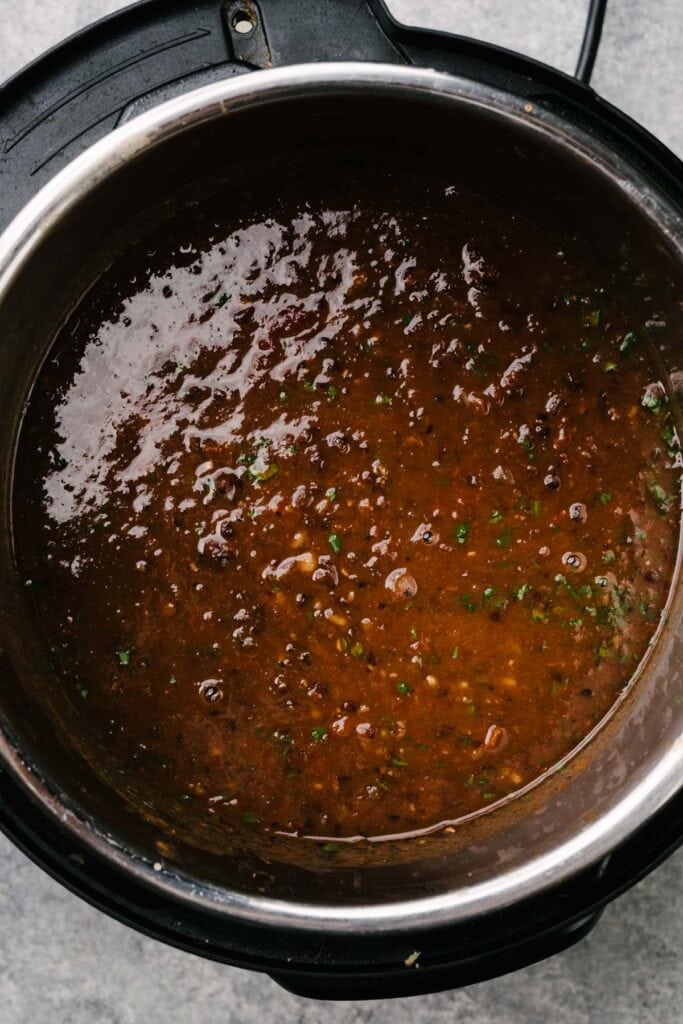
222,0,608,84
223,0,610,83
121,0,613,124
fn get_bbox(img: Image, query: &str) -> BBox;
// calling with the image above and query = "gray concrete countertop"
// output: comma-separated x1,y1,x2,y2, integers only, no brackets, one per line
0,2,681,1021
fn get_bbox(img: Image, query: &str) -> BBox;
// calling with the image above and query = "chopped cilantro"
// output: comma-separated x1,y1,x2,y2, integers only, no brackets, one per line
595,643,614,664
249,463,278,483
328,533,342,554
619,331,637,354
649,483,674,515
117,647,132,666
519,436,535,461
661,423,679,450
396,681,411,695
311,726,328,742
642,391,664,413
495,528,512,548
455,521,471,544
489,510,504,523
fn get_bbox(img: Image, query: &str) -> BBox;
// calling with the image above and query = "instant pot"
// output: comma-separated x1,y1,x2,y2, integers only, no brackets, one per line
0,0,681,999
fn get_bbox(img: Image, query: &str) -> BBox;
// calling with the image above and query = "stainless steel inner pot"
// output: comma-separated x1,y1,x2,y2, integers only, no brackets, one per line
0,63,680,936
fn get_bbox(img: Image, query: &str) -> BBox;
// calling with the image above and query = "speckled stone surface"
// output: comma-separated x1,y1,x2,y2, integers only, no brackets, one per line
0,2,681,1021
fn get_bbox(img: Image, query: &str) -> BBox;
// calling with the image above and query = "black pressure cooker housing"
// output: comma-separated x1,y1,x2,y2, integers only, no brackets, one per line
0,0,681,1000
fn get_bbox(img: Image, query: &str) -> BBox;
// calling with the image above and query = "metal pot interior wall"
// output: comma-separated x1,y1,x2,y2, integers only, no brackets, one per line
0,77,680,920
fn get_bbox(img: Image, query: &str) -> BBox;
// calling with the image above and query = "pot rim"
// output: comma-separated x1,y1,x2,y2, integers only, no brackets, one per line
0,60,681,936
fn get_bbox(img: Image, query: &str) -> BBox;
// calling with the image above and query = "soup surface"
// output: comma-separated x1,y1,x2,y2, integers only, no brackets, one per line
15,160,681,842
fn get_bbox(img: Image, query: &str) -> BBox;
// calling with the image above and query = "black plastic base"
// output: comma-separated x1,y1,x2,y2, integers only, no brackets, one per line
270,913,603,1000
0,0,681,1001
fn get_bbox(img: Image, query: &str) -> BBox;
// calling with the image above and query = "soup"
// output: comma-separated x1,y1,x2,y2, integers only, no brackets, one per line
14,158,680,842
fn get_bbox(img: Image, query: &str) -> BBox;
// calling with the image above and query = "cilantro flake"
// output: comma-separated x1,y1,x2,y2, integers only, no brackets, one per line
117,647,132,666
328,533,342,554
455,521,471,544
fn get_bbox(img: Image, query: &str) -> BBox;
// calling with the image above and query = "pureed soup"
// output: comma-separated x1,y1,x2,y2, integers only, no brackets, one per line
14,158,681,845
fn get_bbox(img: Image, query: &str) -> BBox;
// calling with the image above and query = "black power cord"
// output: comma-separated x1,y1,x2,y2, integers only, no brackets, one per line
575,0,608,83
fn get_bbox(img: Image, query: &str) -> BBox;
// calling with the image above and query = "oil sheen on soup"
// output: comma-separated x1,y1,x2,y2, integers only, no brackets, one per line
15,160,681,843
